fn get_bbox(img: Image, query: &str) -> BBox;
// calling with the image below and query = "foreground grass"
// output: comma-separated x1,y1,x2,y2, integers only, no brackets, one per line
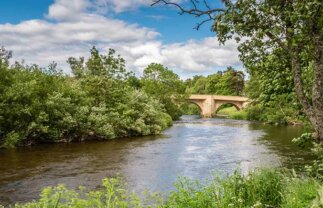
5,169,323,208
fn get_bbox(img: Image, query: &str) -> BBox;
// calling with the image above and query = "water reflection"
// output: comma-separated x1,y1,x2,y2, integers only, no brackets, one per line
0,116,310,205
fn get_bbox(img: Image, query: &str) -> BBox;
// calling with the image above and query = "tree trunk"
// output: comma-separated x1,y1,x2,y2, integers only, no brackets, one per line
291,53,318,142
291,35,323,143
291,54,314,117
312,33,323,142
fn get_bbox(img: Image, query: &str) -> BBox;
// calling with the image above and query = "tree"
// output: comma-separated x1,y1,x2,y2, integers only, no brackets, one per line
68,46,130,80
184,67,244,95
224,67,244,96
0,46,12,69
152,0,323,142
141,63,185,120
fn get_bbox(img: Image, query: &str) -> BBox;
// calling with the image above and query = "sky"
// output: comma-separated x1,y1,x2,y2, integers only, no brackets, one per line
0,0,242,79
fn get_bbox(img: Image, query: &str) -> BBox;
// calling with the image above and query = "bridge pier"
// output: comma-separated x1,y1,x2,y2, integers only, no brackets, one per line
201,96,215,117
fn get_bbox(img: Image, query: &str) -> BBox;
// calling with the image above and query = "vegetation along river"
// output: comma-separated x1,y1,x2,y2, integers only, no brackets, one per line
0,116,313,205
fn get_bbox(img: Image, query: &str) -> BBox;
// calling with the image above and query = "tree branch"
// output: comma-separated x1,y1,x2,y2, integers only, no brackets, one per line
291,49,314,121
265,32,288,51
151,0,225,29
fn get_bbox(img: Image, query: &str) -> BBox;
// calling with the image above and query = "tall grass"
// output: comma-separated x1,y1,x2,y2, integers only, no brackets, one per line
164,170,322,208
5,170,322,208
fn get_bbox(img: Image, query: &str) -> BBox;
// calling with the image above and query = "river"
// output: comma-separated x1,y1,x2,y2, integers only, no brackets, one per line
0,116,313,205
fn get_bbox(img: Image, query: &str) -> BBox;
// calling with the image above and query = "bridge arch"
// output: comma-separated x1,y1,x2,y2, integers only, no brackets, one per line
214,102,241,115
185,101,203,116
213,101,242,113
187,100,203,112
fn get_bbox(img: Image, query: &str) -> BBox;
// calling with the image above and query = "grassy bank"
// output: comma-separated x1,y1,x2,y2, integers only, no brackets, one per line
7,169,322,208
216,106,248,120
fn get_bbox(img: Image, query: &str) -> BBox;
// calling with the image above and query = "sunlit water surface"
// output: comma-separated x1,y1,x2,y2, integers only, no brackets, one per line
0,116,312,205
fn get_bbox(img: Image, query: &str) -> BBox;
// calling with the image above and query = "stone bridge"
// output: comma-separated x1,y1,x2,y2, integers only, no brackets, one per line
187,94,250,117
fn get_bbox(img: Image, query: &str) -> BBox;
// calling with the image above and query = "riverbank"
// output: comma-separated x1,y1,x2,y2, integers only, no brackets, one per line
217,106,306,126
6,169,322,208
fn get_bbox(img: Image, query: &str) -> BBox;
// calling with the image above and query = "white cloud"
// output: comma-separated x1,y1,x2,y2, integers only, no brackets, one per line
48,0,151,18
114,37,240,74
47,0,89,21
162,38,240,72
0,0,241,77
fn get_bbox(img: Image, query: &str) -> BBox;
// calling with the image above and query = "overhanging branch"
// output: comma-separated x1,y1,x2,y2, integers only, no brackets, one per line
151,0,226,30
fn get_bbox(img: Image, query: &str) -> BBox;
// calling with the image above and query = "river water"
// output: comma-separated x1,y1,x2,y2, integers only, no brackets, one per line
0,116,313,205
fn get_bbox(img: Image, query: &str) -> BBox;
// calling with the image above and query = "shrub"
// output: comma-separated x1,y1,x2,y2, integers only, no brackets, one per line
229,110,248,120
293,133,323,181
0,64,172,148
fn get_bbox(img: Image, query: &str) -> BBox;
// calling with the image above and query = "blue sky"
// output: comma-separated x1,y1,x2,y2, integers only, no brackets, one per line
0,0,53,23
115,6,216,43
0,0,241,78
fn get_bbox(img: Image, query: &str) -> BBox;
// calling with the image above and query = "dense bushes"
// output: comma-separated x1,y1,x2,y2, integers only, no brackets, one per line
8,169,322,208
0,47,172,148
218,100,305,125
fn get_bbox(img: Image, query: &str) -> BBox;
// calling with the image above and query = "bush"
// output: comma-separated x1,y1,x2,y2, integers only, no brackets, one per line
293,133,323,181
243,94,304,125
0,48,173,148
245,104,263,121
229,110,248,120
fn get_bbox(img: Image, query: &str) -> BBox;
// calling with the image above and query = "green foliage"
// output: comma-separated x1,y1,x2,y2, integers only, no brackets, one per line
0,65,87,146
141,63,185,120
180,103,201,115
242,94,305,125
164,170,322,208
0,48,172,148
12,170,322,208
68,47,130,79
215,106,248,120
282,177,321,208
13,178,151,208
212,0,323,140
241,48,307,125
293,133,323,181
0,46,12,69
292,133,313,149
244,105,263,121
185,67,244,96
229,110,248,120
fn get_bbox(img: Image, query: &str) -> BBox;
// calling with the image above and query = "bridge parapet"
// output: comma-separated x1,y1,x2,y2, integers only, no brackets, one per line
189,94,249,101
